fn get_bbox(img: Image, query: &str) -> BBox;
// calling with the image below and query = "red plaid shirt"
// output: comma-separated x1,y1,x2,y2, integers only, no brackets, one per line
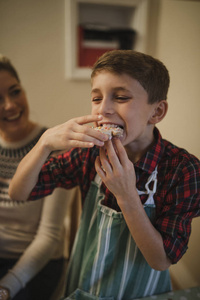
30,127,200,264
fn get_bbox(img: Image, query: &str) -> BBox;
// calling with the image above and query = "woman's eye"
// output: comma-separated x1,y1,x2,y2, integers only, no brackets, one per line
10,89,21,97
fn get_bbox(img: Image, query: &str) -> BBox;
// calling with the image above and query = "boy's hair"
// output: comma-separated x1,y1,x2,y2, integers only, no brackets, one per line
0,54,20,83
91,50,170,104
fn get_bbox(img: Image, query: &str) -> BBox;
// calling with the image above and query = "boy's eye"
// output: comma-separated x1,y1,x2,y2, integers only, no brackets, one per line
92,97,102,102
116,96,130,101
91,95,131,103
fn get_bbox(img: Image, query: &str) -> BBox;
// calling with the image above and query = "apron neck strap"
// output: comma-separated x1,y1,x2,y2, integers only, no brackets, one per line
94,173,102,186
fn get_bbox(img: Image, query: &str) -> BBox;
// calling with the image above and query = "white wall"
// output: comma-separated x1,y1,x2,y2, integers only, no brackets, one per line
0,0,199,290
155,0,200,289
156,0,200,159
0,0,91,127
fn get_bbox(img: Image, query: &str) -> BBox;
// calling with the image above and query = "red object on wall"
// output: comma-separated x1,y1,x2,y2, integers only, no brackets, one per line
78,26,118,68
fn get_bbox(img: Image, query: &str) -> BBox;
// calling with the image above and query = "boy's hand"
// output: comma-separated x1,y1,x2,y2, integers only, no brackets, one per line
41,115,108,152
9,115,108,202
95,138,138,208
95,139,172,271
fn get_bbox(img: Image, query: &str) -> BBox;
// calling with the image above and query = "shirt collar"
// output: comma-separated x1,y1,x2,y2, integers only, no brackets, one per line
134,127,165,174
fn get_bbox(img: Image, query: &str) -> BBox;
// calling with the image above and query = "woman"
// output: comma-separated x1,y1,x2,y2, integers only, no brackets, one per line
0,55,69,300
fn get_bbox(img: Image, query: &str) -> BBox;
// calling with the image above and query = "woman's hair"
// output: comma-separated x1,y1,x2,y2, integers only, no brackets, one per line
0,54,20,82
91,50,170,104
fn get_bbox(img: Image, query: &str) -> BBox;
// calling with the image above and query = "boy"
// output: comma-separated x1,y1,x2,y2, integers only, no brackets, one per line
9,50,200,299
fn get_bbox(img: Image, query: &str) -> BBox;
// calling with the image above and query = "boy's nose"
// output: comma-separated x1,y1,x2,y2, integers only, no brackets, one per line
98,98,114,115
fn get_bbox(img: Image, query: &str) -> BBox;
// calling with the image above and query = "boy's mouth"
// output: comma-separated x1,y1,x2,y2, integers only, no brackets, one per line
95,123,124,138
98,123,124,130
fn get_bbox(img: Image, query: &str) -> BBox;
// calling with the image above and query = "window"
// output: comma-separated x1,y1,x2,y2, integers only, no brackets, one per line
65,0,150,79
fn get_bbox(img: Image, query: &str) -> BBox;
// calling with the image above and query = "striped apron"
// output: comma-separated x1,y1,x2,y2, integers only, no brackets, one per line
64,167,171,299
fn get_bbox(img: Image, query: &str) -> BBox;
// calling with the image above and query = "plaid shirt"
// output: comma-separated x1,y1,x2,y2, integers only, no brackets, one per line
30,127,200,264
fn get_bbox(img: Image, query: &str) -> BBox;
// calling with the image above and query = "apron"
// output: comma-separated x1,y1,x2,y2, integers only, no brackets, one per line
64,167,171,300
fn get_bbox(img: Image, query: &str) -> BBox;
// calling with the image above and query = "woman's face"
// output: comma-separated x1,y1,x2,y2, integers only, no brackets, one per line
0,70,31,142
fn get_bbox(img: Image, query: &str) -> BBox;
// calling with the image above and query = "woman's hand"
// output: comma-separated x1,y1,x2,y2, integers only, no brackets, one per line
95,138,138,208
41,115,109,153
0,287,10,300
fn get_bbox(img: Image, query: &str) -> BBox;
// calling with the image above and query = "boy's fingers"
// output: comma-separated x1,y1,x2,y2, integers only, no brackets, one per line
75,114,102,125
110,138,129,166
95,156,106,178
99,146,112,171
103,140,120,169
71,125,108,146
72,121,108,142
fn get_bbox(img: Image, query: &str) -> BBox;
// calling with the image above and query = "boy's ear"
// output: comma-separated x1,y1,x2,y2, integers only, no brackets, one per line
149,100,168,124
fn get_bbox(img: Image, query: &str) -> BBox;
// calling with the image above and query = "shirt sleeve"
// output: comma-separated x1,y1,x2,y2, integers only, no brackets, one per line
0,188,70,298
29,148,84,201
155,156,200,264
29,147,98,202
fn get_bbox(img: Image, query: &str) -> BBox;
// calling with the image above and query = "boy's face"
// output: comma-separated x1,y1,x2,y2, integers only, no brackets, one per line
91,71,158,153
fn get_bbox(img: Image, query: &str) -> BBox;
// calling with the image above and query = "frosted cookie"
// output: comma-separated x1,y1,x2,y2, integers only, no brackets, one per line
94,124,123,140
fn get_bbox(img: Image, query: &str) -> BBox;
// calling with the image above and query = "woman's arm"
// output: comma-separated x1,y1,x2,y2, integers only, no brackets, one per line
9,115,108,201
9,137,51,201
0,188,70,298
